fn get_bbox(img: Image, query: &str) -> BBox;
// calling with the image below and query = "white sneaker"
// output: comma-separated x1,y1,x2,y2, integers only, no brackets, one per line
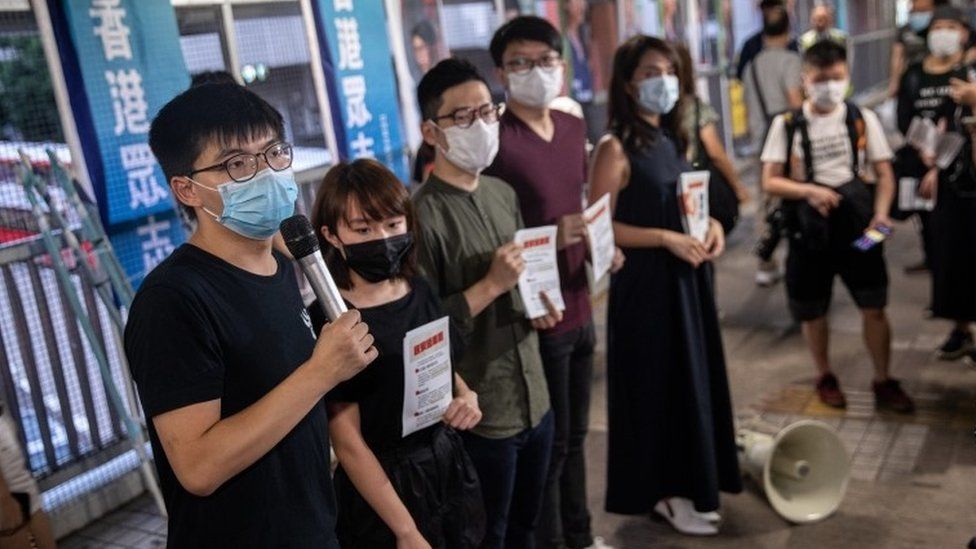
653,498,719,536
584,537,615,549
755,263,782,287
694,510,721,524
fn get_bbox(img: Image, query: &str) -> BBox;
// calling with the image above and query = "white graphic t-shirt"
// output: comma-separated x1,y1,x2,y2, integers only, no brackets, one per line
761,102,893,188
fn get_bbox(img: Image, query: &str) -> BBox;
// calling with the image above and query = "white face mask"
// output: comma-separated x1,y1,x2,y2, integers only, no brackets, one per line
507,65,564,108
636,74,680,114
928,28,963,57
435,118,500,175
806,79,849,109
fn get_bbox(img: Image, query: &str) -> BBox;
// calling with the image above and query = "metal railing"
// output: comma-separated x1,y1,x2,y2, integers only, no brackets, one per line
0,236,133,485
848,29,897,95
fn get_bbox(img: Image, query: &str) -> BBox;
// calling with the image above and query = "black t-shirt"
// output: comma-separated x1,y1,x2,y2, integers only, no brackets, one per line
898,63,971,134
124,244,339,548
309,277,460,453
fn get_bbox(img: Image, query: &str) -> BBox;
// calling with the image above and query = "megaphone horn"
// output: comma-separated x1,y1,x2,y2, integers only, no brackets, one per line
737,419,850,524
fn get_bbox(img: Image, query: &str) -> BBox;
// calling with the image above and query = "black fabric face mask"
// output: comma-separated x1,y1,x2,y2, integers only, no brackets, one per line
341,233,414,283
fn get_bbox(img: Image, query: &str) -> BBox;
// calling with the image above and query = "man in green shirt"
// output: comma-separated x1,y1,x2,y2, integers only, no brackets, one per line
413,58,561,549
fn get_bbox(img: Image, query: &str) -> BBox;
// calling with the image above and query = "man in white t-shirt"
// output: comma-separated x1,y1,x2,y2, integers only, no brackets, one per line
761,40,915,413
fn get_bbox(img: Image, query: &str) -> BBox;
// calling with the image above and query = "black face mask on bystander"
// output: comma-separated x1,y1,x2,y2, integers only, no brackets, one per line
341,233,414,283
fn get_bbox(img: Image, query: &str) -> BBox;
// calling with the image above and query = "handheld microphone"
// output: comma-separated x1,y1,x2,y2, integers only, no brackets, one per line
279,215,348,322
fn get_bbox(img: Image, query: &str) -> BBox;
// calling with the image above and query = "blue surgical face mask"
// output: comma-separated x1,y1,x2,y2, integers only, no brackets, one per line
636,74,680,115
909,11,932,32
191,168,298,240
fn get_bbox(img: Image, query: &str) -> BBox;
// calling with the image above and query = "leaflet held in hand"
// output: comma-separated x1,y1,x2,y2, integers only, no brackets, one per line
584,193,615,284
679,171,710,243
898,177,935,212
514,225,566,320
402,316,453,437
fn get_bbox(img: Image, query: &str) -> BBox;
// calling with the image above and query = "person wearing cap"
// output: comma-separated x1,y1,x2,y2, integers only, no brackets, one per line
799,2,847,52
900,6,976,365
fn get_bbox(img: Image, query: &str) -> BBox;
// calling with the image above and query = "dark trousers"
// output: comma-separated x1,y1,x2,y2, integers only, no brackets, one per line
462,411,555,549
917,210,933,265
536,323,596,549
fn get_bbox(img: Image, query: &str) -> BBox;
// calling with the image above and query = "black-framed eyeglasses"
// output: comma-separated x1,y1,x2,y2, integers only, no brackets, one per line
503,54,562,75
433,103,502,129
188,142,294,183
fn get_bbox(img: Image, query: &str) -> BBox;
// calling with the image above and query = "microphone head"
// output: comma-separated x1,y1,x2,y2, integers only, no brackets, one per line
279,215,320,260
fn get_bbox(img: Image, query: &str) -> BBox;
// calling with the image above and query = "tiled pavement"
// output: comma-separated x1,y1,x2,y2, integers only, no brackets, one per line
61,173,976,548
59,497,165,548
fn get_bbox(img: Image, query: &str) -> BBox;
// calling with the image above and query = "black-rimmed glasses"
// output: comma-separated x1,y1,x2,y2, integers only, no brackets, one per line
433,103,502,129
189,142,294,183
503,54,562,75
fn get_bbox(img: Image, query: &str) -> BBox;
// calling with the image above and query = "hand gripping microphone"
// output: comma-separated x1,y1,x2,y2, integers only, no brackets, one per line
279,215,348,321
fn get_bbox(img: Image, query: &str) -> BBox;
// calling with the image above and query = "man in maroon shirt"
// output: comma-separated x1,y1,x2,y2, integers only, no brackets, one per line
487,16,622,549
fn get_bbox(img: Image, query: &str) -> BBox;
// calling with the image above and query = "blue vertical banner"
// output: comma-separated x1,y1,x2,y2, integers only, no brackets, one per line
56,0,190,286
311,0,410,182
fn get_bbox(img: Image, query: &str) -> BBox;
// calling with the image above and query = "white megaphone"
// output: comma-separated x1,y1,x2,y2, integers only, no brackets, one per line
737,419,850,524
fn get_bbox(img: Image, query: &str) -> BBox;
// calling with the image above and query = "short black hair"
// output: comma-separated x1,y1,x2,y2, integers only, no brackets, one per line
489,16,562,67
803,39,848,68
416,58,489,121
148,82,284,220
190,70,237,87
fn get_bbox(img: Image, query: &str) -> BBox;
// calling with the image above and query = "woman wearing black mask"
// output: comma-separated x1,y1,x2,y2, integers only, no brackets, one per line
309,159,485,548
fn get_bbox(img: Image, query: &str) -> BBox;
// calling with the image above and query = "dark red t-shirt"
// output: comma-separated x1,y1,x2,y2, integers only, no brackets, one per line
486,109,591,335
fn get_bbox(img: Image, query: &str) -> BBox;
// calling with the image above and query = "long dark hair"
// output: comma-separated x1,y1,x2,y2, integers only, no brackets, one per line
606,35,687,155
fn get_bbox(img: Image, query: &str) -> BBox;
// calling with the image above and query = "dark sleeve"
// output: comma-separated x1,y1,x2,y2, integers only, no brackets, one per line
736,34,761,80
308,302,327,335
896,68,916,135
124,286,224,417
324,377,364,405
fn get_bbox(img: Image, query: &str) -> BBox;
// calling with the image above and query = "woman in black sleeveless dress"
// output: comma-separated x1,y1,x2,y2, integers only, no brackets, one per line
589,35,741,536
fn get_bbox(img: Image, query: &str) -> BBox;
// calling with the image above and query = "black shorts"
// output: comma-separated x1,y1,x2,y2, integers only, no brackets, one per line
785,237,889,322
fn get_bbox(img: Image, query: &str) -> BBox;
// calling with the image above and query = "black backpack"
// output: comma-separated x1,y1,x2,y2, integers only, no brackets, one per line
780,101,867,183
689,98,740,235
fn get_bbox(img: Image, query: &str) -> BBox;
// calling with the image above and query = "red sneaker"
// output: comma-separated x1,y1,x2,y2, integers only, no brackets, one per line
873,379,915,414
816,373,847,408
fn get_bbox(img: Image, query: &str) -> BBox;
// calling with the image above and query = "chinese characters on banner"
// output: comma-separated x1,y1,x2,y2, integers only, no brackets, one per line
60,0,190,286
313,0,410,181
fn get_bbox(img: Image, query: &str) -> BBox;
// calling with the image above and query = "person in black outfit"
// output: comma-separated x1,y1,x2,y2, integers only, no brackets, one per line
125,83,376,548
899,6,976,361
309,159,486,548
590,35,741,536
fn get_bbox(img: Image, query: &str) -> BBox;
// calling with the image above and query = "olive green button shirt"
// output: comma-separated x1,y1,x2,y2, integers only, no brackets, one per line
413,173,550,439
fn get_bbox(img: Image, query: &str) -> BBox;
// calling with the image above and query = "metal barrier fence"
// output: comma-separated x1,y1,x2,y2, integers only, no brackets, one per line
1,245,125,463
0,220,135,489
1,2,147,517
849,29,897,95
